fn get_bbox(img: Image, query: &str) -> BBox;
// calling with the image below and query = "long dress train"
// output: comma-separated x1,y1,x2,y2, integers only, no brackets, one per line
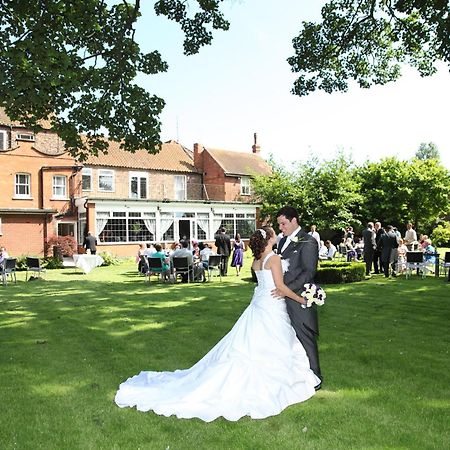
114,252,319,422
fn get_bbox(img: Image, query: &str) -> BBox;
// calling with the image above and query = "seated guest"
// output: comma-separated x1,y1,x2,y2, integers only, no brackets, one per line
345,237,357,262
151,244,171,281
136,243,147,273
171,240,205,282
354,237,364,260
0,246,9,269
324,240,337,260
144,243,156,257
318,240,328,260
419,234,429,250
423,239,436,265
192,241,201,262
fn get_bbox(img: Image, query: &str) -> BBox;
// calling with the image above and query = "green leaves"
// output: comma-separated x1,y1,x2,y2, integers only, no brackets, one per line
0,1,229,158
288,0,449,96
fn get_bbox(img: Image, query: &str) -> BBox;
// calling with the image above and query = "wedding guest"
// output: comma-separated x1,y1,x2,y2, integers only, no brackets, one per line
0,246,9,269
152,244,171,281
230,233,245,276
200,243,214,270
83,231,97,254
362,222,376,276
324,240,337,260
214,227,231,276
136,243,147,273
423,239,436,265
144,243,156,257
397,239,408,274
403,222,418,248
373,222,385,274
308,225,321,247
345,237,357,262
318,240,328,260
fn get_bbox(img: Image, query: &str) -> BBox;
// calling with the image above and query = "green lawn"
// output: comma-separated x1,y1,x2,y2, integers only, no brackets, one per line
1,258,449,450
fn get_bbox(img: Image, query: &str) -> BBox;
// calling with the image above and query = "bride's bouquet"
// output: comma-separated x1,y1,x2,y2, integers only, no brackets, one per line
300,283,326,309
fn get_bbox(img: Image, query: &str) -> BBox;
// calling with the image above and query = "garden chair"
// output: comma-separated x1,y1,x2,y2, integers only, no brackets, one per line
2,258,17,286
439,252,450,277
172,257,192,283
25,257,46,281
146,257,170,283
207,255,222,282
405,252,426,279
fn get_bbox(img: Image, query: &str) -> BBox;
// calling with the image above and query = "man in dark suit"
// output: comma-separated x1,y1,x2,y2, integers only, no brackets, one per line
275,206,322,389
373,221,385,274
83,231,97,255
380,225,399,277
214,227,231,276
362,222,376,276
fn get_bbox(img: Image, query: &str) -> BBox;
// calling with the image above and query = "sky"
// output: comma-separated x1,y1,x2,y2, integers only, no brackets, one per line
134,0,450,169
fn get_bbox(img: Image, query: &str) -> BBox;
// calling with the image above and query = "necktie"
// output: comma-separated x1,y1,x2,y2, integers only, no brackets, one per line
278,236,287,254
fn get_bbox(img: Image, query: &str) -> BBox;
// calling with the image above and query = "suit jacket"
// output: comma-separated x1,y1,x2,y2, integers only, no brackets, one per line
380,231,398,261
362,227,376,252
214,233,231,256
279,229,319,333
83,235,97,251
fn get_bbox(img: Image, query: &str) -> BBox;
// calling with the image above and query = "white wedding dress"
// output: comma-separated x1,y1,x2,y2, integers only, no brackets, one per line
115,252,319,422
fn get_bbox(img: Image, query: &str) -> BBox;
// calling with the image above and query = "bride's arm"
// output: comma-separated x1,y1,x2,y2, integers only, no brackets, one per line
268,255,306,304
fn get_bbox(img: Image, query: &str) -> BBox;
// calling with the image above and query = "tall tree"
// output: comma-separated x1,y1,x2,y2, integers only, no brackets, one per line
356,156,450,232
288,0,450,96
252,153,362,231
0,0,229,160
416,142,440,160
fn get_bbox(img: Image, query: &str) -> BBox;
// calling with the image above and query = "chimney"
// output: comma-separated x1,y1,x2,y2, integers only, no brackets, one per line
193,142,204,170
252,132,260,154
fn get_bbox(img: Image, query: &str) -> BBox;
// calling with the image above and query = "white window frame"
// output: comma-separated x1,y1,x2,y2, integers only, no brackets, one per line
52,175,67,199
174,175,187,201
0,130,7,150
240,176,251,195
98,169,115,192
14,173,31,198
129,171,148,199
82,168,92,191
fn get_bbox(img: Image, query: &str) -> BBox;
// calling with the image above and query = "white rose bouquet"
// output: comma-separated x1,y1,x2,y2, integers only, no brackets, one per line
300,283,326,309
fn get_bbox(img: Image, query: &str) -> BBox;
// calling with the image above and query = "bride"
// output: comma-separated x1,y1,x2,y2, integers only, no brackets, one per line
115,226,320,422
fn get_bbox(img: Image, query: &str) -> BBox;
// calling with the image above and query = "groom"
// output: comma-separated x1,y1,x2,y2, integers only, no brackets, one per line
274,206,322,389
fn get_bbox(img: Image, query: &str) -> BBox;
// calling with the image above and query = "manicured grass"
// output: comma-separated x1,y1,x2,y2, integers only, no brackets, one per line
1,258,449,450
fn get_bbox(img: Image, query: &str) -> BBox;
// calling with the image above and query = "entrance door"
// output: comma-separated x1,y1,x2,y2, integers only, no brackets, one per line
178,219,191,244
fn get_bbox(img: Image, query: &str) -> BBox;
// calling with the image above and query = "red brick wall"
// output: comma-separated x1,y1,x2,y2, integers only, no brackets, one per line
0,214,48,256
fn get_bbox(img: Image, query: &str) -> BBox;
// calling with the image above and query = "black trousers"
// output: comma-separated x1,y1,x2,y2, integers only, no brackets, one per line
285,299,321,380
364,250,374,275
220,255,229,275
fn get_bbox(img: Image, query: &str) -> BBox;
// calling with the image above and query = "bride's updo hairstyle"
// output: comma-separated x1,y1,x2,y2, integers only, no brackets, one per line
249,226,274,260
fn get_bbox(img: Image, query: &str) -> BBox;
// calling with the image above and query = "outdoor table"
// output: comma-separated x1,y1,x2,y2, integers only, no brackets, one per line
73,254,104,274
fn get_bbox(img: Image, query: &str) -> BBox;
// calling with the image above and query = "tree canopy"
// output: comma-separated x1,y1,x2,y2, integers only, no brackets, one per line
0,0,228,160
1,1,448,157
252,154,450,236
288,0,450,96
416,142,440,160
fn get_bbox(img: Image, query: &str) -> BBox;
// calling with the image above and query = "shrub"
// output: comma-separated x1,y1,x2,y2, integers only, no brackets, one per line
315,261,365,284
43,256,63,270
431,222,450,247
98,251,121,266
46,235,77,257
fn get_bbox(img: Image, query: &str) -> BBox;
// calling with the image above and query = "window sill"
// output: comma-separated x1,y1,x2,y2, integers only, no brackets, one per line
50,197,69,201
13,196,33,200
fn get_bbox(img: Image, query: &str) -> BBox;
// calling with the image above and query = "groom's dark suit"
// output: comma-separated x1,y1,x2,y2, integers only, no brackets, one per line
278,229,321,379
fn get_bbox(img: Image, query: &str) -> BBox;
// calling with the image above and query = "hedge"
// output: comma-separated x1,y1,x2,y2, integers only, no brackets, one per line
315,261,365,284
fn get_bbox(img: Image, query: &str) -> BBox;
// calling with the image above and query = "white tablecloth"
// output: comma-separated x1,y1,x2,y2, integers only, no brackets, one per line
73,255,104,274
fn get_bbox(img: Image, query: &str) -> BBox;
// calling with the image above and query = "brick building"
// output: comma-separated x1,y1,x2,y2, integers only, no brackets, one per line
0,108,271,257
